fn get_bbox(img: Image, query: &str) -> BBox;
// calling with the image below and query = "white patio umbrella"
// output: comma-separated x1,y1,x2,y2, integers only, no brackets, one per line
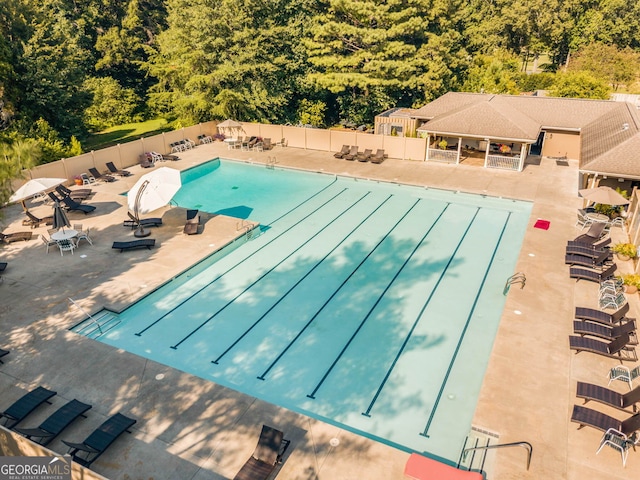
9,177,66,207
127,167,181,236
579,186,630,206
217,119,244,139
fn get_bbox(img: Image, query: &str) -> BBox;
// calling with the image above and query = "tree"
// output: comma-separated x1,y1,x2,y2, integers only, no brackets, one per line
461,51,521,94
0,138,40,209
569,43,639,92
83,76,140,130
548,71,611,99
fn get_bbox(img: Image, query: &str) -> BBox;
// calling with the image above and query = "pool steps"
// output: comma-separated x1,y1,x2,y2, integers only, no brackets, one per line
72,311,120,339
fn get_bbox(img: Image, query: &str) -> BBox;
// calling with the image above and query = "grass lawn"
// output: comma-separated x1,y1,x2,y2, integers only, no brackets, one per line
83,118,172,151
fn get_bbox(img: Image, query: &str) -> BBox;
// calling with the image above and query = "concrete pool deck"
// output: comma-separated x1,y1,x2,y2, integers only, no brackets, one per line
0,141,636,479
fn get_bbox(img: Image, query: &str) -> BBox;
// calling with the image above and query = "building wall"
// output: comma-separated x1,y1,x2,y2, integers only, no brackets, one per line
373,116,418,137
541,130,581,160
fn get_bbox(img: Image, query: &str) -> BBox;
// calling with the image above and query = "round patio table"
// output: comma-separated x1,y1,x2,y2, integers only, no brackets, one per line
51,229,77,241
585,212,609,224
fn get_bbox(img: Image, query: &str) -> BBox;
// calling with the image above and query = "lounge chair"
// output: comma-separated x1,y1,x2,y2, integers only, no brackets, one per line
370,149,387,164
112,239,156,252
15,399,92,446
343,146,359,161
139,154,154,168
0,348,8,363
565,243,611,260
62,196,96,214
0,386,57,429
154,151,179,161
570,263,617,283
567,237,611,250
333,145,350,158
124,211,163,229
576,303,632,326
573,222,607,245
569,332,638,361
357,149,372,162
233,425,291,480
571,404,640,434
106,162,132,177
62,412,136,468
80,173,95,185
58,184,92,196
573,319,637,345
55,185,89,200
609,365,640,390
577,381,640,413
24,210,54,228
564,250,611,268
1,231,33,243
262,138,273,150
183,209,199,235
88,167,116,183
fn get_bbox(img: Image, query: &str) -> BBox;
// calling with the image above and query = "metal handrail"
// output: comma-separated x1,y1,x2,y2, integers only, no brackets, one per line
68,297,102,334
503,272,526,295
463,441,533,471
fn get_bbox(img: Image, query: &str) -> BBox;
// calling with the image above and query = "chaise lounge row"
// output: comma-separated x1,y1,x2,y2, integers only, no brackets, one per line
333,145,387,163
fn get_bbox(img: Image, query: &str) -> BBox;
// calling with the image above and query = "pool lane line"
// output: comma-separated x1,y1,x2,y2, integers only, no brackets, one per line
211,194,399,365
170,191,374,349
420,212,511,438
306,202,451,399
134,185,349,337
361,207,481,418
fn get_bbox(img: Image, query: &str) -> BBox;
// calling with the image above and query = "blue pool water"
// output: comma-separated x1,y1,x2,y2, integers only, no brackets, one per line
85,159,532,462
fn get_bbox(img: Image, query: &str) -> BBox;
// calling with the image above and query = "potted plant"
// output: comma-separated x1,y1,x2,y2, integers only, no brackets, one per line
620,274,640,294
438,139,448,150
612,242,637,261
73,175,83,186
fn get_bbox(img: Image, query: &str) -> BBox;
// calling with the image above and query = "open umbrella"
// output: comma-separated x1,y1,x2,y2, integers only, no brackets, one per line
128,167,181,236
217,119,244,139
579,186,630,206
9,178,66,207
52,201,70,232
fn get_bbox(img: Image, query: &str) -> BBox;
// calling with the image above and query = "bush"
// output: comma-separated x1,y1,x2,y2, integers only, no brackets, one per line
612,242,637,258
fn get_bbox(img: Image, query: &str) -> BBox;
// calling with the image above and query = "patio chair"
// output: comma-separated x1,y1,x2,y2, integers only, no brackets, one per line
575,303,632,326
183,209,199,235
112,239,156,252
40,233,57,254
569,263,617,283
577,381,640,413
609,365,640,390
73,224,93,246
15,399,92,446
62,196,96,214
571,404,640,435
569,332,638,361
233,425,291,480
596,428,639,467
0,348,9,363
56,185,89,200
573,319,637,345
80,173,95,184
333,145,350,158
564,250,611,268
1,231,33,243
262,138,273,150
253,140,264,152
370,149,387,164
599,292,628,311
106,162,132,177
0,386,57,429
357,149,372,162
88,167,116,183
57,239,76,256
24,210,54,228
62,412,136,468
275,138,287,147
343,146,359,161
573,222,607,245
139,154,155,168
124,211,162,229
576,208,592,229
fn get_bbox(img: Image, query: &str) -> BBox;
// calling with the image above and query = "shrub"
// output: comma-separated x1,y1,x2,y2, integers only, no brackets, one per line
612,242,637,258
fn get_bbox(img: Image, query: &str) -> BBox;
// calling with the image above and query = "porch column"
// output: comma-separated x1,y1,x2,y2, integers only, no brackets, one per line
425,134,430,161
483,138,490,168
456,137,462,164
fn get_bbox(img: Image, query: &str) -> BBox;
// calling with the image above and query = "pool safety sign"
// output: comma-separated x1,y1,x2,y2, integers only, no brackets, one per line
0,456,71,480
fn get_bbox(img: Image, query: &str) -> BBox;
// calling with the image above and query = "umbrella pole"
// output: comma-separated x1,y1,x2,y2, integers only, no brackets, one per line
134,180,151,238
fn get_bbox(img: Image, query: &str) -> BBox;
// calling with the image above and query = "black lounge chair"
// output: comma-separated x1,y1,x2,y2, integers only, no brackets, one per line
183,209,199,235
106,162,132,177
571,404,640,434
155,151,179,161
58,184,92,196
88,167,116,183
569,332,638,361
24,210,53,228
333,145,350,158
576,303,633,326
112,239,156,252
56,185,89,200
573,222,607,245
62,412,136,468
577,382,640,413
124,212,163,229
567,237,611,250
564,250,612,268
15,399,92,446
233,425,291,480
370,149,387,164
570,263,617,283
343,146,359,161
357,149,372,162
1,231,33,243
573,319,637,344
62,196,96,214
0,348,8,363
0,386,57,429
565,243,611,260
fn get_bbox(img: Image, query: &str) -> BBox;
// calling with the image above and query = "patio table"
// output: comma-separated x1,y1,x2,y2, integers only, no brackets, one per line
51,229,77,242
585,212,609,224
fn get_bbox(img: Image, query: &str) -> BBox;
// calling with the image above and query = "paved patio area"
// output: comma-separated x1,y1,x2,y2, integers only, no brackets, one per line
0,141,637,479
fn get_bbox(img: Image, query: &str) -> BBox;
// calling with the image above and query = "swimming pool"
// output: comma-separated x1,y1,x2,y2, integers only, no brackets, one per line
78,159,532,462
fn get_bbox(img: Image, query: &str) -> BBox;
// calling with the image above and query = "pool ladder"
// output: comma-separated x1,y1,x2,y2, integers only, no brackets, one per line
503,272,526,295
266,156,277,169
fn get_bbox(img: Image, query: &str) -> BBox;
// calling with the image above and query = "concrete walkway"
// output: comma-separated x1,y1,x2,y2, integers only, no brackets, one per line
0,142,636,479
